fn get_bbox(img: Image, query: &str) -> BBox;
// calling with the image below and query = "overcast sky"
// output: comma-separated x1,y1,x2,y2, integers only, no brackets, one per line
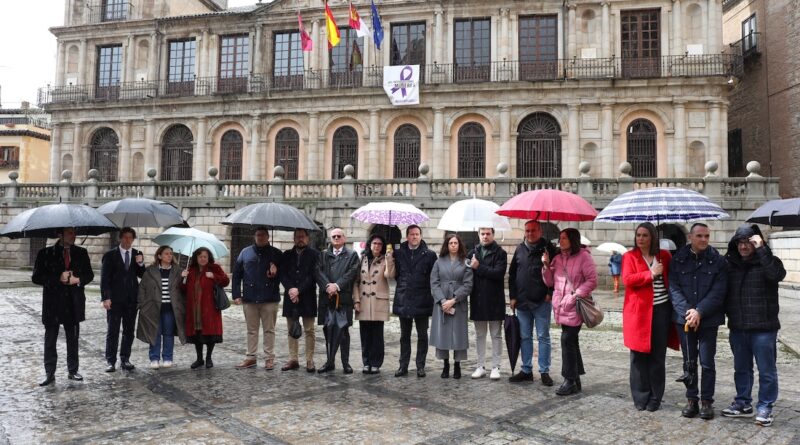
0,0,259,108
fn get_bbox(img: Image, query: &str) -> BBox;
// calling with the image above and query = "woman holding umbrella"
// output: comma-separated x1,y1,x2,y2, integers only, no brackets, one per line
621,222,679,411
543,228,597,396
430,234,473,379
182,247,230,369
354,234,395,374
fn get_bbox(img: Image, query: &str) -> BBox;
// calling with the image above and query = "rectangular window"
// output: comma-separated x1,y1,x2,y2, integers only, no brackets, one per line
391,22,426,83
96,45,122,100
329,28,363,88
454,18,490,83
728,128,744,176
620,9,661,78
218,34,249,93
518,15,558,81
102,0,127,22
0,146,19,168
273,31,305,90
742,14,757,54
167,39,196,96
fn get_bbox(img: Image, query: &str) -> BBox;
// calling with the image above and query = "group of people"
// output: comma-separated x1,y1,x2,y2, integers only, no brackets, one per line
31,218,785,426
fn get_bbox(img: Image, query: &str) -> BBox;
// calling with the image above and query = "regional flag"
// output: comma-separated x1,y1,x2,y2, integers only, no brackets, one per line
349,2,372,38
298,13,313,52
325,1,340,49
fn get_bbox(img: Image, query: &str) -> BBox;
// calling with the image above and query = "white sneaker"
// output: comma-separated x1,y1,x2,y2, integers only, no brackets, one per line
471,366,486,379
161,361,173,368
490,367,501,380
149,361,160,369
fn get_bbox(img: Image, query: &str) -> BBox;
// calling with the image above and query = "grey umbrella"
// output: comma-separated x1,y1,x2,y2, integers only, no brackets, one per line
97,198,186,228
221,202,318,231
747,198,800,227
0,203,118,239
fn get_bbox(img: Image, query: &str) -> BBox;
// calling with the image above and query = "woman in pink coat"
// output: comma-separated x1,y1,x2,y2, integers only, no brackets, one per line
543,228,597,396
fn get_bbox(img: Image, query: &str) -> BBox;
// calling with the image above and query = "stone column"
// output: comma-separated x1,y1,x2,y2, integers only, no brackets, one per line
199,30,210,79
499,105,511,170
50,124,61,182
707,0,718,54
72,122,83,181
307,112,319,180
311,20,320,71
567,104,580,177
708,102,721,168
195,118,207,180
672,0,683,55
254,25,263,74
120,120,132,181
601,103,614,178
432,107,444,179
145,119,155,174
720,102,728,177
56,41,66,86
368,110,380,179
568,4,577,60
125,34,135,83
434,8,444,62
601,2,610,58
500,9,510,61
673,101,686,177
77,39,87,85
248,29,256,74
249,114,261,180
148,32,159,81
318,22,328,73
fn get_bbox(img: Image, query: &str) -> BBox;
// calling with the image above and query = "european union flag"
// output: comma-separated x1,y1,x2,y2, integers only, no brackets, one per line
371,0,384,50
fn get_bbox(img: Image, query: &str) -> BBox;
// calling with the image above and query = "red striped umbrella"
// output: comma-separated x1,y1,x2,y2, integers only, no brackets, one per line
496,189,598,222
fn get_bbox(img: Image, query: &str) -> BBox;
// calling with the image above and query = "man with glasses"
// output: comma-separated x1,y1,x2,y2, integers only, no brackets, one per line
509,220,557,385
315,228,360,374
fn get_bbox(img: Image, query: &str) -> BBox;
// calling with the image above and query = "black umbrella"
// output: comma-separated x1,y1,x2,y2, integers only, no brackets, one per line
97,198,187,228
676,323,698,388
0,203,117,239
746,198,800,227
504,311,521,372
323,292,349,367
222,202,318,231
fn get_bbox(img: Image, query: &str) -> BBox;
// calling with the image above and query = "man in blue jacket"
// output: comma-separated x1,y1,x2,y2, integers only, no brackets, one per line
669,223,727,420
233,227,283,370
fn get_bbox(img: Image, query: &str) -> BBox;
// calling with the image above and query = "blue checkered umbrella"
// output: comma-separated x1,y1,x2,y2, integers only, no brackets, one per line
596,187,729,223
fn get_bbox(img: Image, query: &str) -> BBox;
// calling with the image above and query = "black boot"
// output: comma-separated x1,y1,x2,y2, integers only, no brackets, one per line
441,359,450,378
191,344,205,369
205,343,215,369
682,399,699,418
453,361,461,379
556,379,578,396
575,376,582,392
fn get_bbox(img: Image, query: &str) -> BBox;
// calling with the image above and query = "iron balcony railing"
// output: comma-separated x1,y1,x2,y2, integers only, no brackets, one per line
38,54,740,107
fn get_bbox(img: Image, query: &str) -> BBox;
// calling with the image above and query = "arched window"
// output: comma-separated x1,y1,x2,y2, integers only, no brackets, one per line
516,113,562,178
89,128,119,182
219,130,243,180
457,122,485,178
275,127,300,180
393,124,421,179
627,118,657,177
161,124,193,180
332,126,358,179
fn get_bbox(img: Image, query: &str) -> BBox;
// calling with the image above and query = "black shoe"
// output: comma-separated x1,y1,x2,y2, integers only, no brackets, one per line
416,368,426,378
540,373,554,387
635,403,647,411
39,374,55,387
317,363,335,374
646,400,661,412
575,376,582,392
68,372,83,381
394,367,408,377
343,365,353,374
120,361,135,371
441,360,450,379
682,400,699,418
556,379,578,396
508,371,534,383
190,359,205,369
453,362,461,379
699,401,715,420
205,358,214,369
362,366,372,374
105,363,116,373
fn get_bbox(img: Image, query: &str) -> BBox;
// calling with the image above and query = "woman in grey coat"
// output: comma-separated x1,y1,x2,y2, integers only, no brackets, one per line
137,246,186,369
430,234,473,379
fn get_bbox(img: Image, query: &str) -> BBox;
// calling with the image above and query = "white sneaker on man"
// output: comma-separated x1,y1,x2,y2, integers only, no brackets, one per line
161,361,173,368
149,361,160,369
490,367,501,380
471,366,486,379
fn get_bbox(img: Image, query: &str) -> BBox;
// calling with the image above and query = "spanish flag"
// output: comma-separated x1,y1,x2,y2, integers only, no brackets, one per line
325,1,340,49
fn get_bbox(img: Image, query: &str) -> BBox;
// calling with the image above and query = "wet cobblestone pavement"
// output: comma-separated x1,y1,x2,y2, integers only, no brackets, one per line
1,284,799,444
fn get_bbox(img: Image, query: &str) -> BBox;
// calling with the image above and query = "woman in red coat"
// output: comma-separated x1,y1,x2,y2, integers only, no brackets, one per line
622,222,679,412
181,247,230,369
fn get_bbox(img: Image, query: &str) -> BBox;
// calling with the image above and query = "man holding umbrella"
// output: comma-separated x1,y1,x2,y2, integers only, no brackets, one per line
32,228,94,385
669,223,727,419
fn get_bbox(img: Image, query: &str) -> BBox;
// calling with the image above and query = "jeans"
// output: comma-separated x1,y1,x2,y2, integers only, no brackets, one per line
679,325,719,402
517,302,552,374
729,329,779,411
105,301,137,364
149,304,176,362
399,316,429,370
560,324,584,380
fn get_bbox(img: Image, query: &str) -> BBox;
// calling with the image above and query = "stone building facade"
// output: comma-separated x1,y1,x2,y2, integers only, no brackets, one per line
39,0,736,184
722,0,800,198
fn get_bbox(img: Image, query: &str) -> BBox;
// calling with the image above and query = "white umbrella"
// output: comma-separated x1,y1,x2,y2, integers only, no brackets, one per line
351,202,429,226
437,198,512,232
660,238,677,250
596,242,627,254
154,227,229,259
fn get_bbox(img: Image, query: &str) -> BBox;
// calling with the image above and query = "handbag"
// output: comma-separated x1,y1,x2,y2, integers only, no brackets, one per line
562,257,603,328
214,284,231,311
288,309,303,339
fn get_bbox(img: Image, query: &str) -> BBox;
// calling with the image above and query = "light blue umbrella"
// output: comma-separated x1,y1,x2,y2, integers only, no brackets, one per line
153,227,229,259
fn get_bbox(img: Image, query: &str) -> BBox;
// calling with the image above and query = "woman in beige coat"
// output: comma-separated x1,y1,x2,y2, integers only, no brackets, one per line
355,234,395,374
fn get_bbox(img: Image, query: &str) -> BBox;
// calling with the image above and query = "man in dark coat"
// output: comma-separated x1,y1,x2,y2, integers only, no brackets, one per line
669,223,728,420
32,227,94,386
279,228,320,372
508,220,557,385
100,227,146,372
390,224,438,378
315,227,360,374
468,227,507,380
721,224,785,427
232,227,283,370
